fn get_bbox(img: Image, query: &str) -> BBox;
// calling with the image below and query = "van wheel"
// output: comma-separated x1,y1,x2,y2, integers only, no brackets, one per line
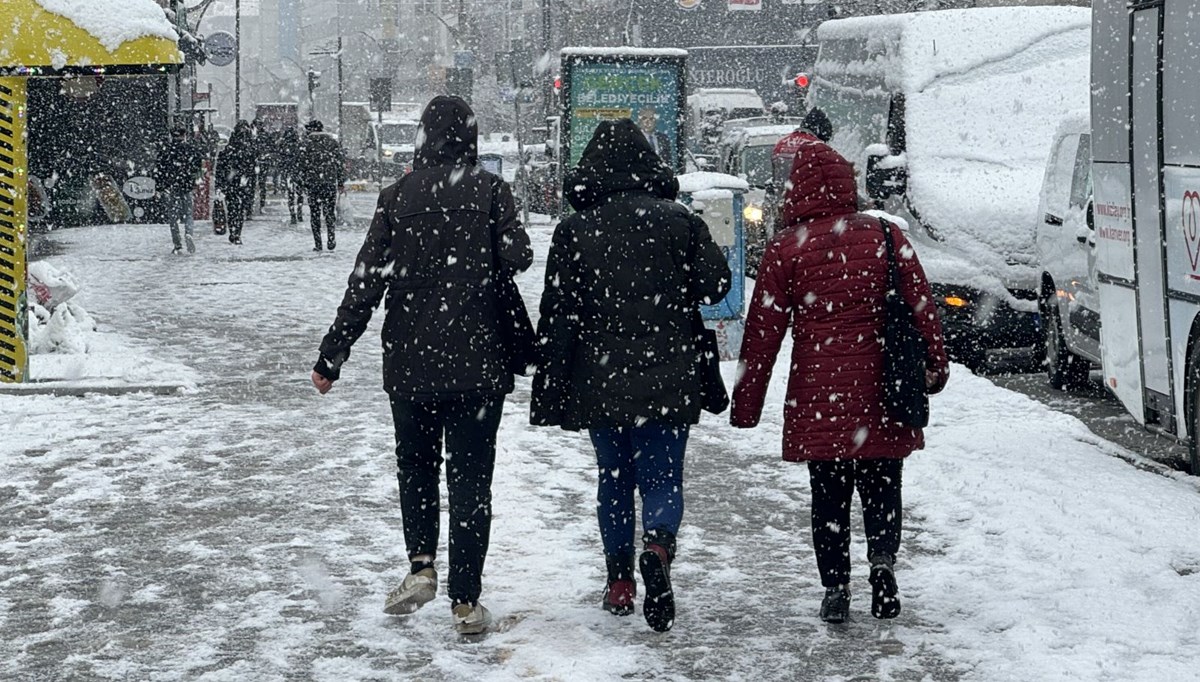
1043,299,1090,390
1187,343,1200,475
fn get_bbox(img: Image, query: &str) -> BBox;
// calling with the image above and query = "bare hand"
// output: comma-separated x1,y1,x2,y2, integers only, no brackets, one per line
311,371,334,395
926,369,941,390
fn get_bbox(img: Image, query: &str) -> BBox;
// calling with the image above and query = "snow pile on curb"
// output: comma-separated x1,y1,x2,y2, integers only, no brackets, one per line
23,262,196,388
33,0,177,52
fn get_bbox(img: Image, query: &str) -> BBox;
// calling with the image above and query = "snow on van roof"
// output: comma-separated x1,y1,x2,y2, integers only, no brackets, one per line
562,47,688,58
815,6,1089,93
811,6,1090,276
34,0,177,52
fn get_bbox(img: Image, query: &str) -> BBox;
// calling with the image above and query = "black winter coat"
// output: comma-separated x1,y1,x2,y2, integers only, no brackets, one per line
300,131,346,193
156,139,203,193
315,96,533,400
530,119,732,431
216,134,256,197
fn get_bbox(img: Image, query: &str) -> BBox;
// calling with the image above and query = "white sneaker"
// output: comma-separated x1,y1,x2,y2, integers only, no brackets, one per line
452,602,492,635
383,567,437,615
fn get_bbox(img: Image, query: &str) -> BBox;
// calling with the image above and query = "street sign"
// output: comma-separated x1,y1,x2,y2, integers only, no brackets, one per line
205,31,237,67
370,77,392,112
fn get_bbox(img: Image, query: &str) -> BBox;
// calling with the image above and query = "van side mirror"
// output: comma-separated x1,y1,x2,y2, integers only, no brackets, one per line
866,148,908,202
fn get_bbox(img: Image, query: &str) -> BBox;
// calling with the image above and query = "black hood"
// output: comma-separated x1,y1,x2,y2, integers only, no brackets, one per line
564,118,678,212
413,96,478,170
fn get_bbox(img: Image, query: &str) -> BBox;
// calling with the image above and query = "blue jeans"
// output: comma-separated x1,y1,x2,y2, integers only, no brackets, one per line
166,189,194,249
589,424,689,558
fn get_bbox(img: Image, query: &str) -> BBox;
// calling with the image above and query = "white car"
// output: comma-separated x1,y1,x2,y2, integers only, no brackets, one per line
1034,111,1097,390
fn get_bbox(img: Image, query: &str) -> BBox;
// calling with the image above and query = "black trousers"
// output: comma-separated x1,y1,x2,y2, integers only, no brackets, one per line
310,189,337,249
224,189,250,241
807,459,904,588
390,395,504,606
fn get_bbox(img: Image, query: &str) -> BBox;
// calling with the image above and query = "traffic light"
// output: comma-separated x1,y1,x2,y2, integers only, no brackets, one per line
307,69,322,92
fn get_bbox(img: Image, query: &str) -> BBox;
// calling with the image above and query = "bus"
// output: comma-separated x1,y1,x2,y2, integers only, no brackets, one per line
1092,0,1200,474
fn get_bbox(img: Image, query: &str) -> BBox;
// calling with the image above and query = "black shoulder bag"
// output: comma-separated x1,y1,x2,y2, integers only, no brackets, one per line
880,218,930,428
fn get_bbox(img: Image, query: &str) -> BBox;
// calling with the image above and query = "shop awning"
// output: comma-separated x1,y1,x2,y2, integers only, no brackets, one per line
0,0,182,75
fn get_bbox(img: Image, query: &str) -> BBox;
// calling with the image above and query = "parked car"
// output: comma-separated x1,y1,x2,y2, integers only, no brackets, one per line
1035,111,1097,390
809,6,1091,370
687,88,765,155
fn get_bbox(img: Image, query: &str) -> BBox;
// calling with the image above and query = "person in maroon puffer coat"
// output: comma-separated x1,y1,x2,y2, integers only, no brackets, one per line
730,137,949,624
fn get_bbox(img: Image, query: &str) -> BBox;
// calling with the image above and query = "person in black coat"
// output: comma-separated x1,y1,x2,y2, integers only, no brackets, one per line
530,118,731,632
279,127,305,224
300,120,347,251
310,95,532,635
155,126,203,254
215,121,256,245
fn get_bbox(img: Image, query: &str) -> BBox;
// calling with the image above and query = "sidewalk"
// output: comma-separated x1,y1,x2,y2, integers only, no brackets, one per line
2,200,1198,681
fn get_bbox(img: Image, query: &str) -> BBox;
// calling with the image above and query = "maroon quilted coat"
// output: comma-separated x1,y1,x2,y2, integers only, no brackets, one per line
730,139,950,461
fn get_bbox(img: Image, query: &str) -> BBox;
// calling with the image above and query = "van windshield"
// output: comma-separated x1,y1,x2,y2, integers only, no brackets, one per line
740,144,773,188
380,122,418,146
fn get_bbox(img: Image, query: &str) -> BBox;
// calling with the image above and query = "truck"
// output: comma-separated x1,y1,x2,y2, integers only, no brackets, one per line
808,6,1091,370
1091,0,1200,473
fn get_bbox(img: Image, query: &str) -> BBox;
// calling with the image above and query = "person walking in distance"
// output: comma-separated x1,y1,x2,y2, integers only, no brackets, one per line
311,96,532,635
300,120,346,251
155,125,203,254
280,127,305,224
530,119,731,632
215,121,257,245
730,138,950,624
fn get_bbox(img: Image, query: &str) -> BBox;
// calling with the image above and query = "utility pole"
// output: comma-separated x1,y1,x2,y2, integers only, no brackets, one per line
542,0,552,121
337,35,344,135
234,0,241,120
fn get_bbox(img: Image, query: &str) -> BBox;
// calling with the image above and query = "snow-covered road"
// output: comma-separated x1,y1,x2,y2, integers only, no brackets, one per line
3,199,1199,681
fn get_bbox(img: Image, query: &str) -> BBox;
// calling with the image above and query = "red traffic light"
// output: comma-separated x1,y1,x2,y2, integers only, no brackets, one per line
553,76,562,90
794,73,810,88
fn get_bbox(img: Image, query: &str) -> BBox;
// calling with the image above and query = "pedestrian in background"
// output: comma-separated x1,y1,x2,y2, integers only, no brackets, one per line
156,125,203,254
730,138,949,624
300,120,346,252
530,119,731,633
216,121,256,245
311,96,532,636
279,127,305,224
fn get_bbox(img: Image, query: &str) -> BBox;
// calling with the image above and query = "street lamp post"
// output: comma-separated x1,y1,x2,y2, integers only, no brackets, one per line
234,0,241,120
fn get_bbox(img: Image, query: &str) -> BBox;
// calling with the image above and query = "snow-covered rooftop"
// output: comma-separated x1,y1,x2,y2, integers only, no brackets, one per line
33,0,177,52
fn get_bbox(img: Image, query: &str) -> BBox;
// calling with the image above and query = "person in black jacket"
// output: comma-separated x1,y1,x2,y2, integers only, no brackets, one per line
310,96,532,636
216,121,257,245
300,120,347,251
530,119,731,632
156,125,203,254
279,127,305,224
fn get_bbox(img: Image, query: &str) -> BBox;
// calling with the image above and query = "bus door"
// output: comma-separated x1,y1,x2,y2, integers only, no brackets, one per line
1131,4,1175,426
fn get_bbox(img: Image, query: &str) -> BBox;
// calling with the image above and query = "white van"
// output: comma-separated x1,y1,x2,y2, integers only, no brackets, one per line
1034,111,1097,390
1092,0,1200,474
808,6,1091,370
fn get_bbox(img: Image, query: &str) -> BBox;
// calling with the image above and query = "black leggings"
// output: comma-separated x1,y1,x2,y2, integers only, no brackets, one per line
390,395,503,605
310,190,336,248
807,459,903,588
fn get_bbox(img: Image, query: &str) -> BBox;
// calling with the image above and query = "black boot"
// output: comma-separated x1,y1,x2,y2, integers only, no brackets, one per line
819,586,851,623
869,555,901,619
602,553,636,616
639,529,676,632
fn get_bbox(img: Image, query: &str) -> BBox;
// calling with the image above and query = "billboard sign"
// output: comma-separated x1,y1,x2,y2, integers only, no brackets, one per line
560,49,687,175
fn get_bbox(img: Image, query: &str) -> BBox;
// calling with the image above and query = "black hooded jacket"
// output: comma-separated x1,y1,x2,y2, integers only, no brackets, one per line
314,96,533,399
530,119,732,430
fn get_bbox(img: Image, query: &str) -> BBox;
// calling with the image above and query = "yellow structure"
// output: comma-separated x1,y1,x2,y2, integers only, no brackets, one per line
0,0,181,382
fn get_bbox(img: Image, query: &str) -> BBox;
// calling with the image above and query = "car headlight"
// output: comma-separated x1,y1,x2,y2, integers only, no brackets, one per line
382,150,394,158
743,204,764,224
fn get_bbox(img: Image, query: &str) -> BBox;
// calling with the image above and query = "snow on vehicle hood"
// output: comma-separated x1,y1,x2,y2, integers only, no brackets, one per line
33,0,178,52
